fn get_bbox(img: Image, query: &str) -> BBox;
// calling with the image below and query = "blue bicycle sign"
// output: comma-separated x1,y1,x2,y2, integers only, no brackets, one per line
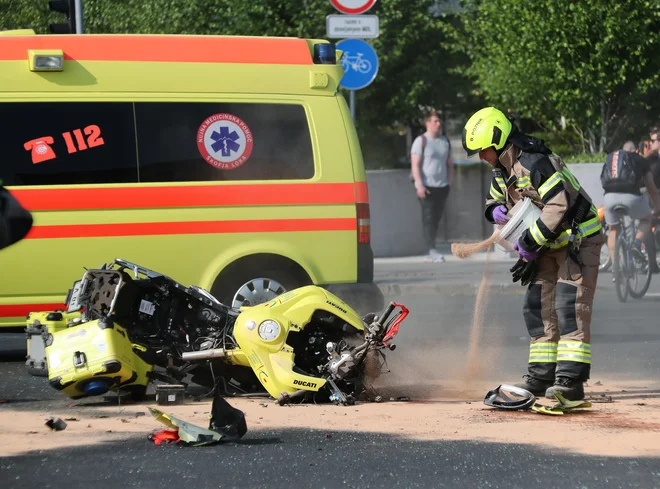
342,51,372,74
336,39,378,90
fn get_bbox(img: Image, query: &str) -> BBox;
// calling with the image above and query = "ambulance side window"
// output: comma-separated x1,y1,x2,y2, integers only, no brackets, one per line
135,102,315,182
0,102,138,186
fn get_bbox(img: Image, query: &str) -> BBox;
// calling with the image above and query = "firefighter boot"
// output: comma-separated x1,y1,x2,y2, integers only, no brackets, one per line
514,375,553,396
545,377,585,401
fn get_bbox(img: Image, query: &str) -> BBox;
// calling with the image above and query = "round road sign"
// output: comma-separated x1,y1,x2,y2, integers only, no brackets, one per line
329,0,377,15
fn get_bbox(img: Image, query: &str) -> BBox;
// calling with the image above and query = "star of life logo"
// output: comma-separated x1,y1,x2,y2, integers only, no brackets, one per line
197,113,253,170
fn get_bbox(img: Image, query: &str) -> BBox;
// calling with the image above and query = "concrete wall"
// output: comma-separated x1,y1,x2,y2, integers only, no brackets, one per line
367,162,604,257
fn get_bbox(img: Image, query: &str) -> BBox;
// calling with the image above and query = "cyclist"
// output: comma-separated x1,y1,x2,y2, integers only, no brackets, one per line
601,146,660,274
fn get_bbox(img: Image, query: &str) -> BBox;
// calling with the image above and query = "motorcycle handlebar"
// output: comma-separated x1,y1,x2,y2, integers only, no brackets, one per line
378,302,396,325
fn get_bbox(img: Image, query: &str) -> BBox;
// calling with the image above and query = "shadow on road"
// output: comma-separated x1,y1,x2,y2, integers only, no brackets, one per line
1,427,659,489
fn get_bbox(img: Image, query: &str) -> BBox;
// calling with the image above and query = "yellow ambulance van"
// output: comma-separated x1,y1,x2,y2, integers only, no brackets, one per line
0,31,379,327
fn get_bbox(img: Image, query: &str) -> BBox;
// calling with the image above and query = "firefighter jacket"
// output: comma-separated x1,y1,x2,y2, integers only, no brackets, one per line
485,143,602,251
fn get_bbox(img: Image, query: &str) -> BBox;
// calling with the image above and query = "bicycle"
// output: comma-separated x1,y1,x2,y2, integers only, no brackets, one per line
597,205,612,272
611,205,653,302
340,52,372,74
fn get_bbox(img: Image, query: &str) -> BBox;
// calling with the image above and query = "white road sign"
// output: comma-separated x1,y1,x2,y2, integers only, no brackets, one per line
329,0,377,15
326,15,379,39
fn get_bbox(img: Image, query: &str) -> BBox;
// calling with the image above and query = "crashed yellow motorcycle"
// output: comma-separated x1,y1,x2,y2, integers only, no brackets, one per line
44,259,408,405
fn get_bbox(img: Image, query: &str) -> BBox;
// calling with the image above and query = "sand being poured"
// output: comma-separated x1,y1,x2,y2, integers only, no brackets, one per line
447,230,501,392
450,229,500,260
364,230,508,401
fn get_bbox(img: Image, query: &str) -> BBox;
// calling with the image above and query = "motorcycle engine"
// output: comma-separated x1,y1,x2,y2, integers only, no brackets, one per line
130,279,237,352
286,311,363,378
81,269,237,354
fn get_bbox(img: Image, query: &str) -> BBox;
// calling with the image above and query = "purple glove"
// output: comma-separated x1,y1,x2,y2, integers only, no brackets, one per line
492,205,510,225
514,241,539,262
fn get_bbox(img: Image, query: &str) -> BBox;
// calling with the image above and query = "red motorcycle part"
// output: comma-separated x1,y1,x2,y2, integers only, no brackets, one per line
381,302,409,345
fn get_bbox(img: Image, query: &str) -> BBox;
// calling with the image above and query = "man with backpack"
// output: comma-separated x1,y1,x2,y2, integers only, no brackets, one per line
601,147,660,274
410,109,454,263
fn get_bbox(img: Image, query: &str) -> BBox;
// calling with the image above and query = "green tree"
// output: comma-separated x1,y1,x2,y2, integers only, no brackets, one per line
452,0,660,153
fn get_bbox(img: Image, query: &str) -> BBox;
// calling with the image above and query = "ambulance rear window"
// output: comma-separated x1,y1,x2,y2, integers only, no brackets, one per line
135,102,315,182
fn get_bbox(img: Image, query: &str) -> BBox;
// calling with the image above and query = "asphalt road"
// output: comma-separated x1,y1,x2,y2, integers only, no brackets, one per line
2,259,660,488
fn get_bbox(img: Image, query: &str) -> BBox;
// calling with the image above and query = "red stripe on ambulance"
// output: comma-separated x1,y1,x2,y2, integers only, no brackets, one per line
0,303,64,318
11,183,357,212
25,218,357,239
0,35,313,65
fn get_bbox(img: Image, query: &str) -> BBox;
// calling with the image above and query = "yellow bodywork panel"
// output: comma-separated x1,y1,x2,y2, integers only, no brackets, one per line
233,285,364,399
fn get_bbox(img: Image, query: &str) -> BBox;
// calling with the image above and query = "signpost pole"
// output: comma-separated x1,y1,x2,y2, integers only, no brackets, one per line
350,90,356,121
75,0,84,33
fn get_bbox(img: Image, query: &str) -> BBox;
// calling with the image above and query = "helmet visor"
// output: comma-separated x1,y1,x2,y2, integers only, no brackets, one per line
461,128,482,157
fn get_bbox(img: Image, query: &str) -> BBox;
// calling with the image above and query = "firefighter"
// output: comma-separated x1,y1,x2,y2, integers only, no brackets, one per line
462,107,603,401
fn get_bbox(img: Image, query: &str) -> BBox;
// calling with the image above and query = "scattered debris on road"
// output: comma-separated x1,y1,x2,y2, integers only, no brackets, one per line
484,385,594,415
589,393,614,403
531,392,592,416
44,417,67,431
148,394,247,447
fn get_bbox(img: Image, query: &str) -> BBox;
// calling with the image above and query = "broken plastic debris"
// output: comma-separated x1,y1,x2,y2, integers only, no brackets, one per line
149,429,180,446
531,391,593,415
45,417,67,431
148,394,247,447
149,407,226,446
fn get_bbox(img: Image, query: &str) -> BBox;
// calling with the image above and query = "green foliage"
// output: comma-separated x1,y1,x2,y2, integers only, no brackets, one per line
528,131,585,157
357,125,408,170
1,0,474,138
452,0,660,153
563,153,608,164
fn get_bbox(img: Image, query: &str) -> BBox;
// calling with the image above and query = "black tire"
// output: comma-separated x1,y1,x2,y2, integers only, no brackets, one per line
212,268,304,308
628,247,653,299
613,237,629,303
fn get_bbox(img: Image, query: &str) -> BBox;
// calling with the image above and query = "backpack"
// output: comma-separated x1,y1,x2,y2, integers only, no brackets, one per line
600,151,640,193
409,135,427,182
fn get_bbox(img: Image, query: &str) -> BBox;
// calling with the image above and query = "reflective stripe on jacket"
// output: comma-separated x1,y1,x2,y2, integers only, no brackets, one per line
484,144,601,250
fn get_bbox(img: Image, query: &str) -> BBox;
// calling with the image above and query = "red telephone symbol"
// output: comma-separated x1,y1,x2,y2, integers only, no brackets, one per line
24,137,56,164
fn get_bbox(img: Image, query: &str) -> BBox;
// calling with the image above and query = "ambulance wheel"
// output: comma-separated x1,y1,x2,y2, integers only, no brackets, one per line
26,366,48,377
213,267,307,308
228,273,296,308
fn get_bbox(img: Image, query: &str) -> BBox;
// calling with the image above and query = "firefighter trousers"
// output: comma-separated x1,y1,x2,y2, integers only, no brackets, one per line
522,232,603,382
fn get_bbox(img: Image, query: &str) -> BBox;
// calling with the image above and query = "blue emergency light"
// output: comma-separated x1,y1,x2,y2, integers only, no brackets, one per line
313,43,336,65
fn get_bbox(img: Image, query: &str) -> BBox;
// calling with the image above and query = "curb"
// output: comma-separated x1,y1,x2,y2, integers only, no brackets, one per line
375,282,526,296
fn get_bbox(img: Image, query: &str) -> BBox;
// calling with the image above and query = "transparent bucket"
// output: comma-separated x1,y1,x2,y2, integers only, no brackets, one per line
495,198,542,252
